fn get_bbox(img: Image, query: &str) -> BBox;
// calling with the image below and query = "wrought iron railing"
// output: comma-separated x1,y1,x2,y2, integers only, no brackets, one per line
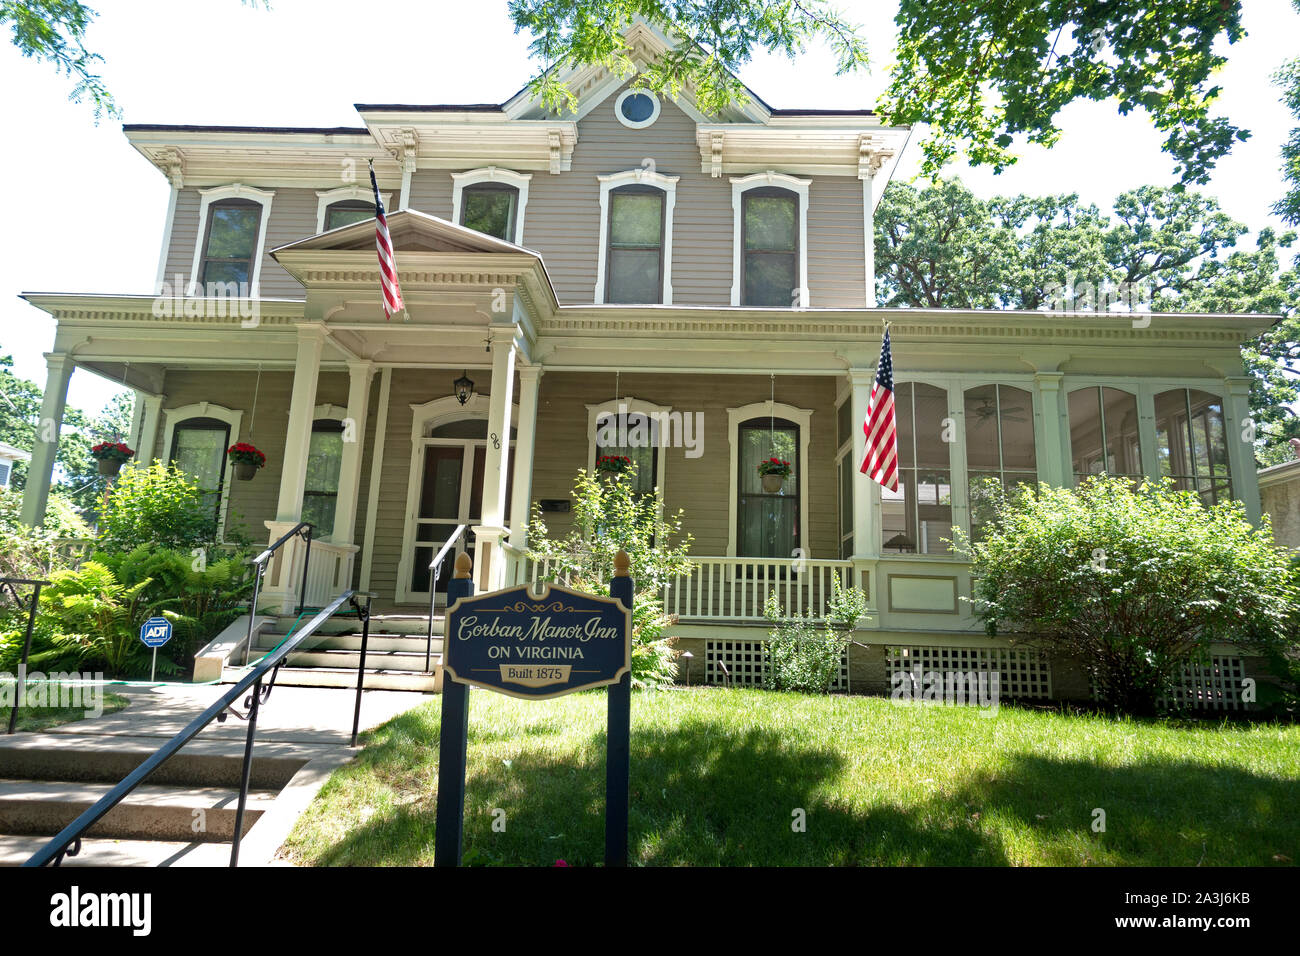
244,521,314,665
426,524,467,672
2,577,50,735
23,587,360,869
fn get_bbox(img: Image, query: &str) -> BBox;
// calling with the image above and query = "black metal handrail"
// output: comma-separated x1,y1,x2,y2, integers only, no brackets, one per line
23,587,356,869
244,521,314,665
2,577,50,735
426,524,467,671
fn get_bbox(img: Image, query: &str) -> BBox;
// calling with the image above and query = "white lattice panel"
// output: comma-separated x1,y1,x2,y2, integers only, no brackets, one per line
705,639,848,691
1165,656,1245,711
885,645,1052,700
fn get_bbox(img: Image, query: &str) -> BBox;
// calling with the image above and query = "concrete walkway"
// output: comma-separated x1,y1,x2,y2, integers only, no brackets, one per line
0,682,430,867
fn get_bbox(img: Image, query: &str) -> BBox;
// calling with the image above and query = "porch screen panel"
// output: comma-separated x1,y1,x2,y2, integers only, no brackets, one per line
1154,388,1232,505
301,420,344,535
742,188,798,307
606,187,664,304
169,417,228,526
460,184,518,241
200,199,260,290
964,385,1036,540
596,412,658,496
883,383,953,554
1069,387,1142,484
737,417,799,559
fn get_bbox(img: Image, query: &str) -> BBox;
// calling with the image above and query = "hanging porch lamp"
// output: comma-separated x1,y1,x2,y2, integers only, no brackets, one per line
453,371,475,406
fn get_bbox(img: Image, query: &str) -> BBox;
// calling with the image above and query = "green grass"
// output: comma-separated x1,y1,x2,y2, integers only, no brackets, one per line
283,688,1300,867
6,692,129,732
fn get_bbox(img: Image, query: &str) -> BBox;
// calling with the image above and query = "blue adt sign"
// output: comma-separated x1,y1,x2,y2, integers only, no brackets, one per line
443,583,631,699
139,617,173,649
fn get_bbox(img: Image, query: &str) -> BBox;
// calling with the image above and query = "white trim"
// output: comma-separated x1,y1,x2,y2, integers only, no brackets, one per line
188,183,275,296
155,185,179,294
312,402,348,422
450,167,532,245
585,396,672,496
315,185,387,234
726,400,813,560
358,367,391,591
614,88,662,129
730,172,811,307
594,168,679,305
161,401,244,539
862,174,876,307
394,393,519,603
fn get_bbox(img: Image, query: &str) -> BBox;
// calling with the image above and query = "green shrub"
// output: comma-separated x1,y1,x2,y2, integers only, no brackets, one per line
526,466,694,690
762,577,865,694
956,475,1300,715
95,462,223,554
0,487,91,580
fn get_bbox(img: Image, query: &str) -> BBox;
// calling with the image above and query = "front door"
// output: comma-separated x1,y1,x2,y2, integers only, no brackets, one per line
406,419,513,604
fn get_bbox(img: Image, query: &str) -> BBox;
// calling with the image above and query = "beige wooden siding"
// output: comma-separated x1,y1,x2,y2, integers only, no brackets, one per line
161,189,202,287
807,177,867,307
408,172,453,219
149,369,350,543
531,372,841,558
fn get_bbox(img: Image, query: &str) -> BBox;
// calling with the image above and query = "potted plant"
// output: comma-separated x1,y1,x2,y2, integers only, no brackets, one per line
91,441,134,477
595,454,632,478
228,442,266,480
757,457,791,493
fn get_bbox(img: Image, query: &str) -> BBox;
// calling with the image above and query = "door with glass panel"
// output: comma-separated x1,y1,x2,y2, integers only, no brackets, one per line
737,417,800,574
169,416,230,531
408,419,513,603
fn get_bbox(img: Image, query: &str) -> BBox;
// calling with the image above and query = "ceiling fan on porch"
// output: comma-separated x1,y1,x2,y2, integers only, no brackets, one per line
969,394,1027,425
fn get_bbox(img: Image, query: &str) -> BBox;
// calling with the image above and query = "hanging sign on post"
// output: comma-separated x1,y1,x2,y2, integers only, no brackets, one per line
139,616,172,682
435,551,634,867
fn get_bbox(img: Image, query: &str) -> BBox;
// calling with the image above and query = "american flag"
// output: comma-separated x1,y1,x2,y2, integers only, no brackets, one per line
369,160,404,320
859,327,899,492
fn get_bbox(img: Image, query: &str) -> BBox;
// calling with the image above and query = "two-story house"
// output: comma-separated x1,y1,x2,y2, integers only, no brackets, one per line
18,23,1273,703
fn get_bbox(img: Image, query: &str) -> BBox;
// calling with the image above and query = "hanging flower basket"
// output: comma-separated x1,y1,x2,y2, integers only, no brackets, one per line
595,454,632,478
228,442,267,481
757,457,791,493
91,441,134,477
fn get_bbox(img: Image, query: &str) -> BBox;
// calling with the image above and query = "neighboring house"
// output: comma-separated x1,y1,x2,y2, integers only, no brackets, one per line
0,442,31,489
1259,451,1300,551
17,23,1275,704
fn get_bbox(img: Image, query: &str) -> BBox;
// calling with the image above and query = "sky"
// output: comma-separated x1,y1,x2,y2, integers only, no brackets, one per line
1,0,1297,416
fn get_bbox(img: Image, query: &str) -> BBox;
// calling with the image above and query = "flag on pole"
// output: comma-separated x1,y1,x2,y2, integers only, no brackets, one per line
369,160,404,320
859,326,899,492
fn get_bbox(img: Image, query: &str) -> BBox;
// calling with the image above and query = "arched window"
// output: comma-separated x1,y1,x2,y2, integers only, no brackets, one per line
737,416,800,558
168,416,230,526
451,168,531,244
1068,387,1142,484
731,173,810,306
191,184,273,295
605,185,666,304
301,419,345,534
315,184,386,234
595,411,659,497
882,383,953,554
964,384,1036,539
324,200,373,232
1154,388,1232,505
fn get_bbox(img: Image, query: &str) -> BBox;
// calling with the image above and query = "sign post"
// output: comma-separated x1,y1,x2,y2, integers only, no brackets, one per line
139,616,173,682
435,550,635,867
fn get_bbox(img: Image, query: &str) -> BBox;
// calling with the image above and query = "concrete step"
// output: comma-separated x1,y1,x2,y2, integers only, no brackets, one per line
0,734,308,790
235,666,439,693
264,614,441,638
0,834,231,867
0,779,278,843
286,648,437,673
256,633,441,655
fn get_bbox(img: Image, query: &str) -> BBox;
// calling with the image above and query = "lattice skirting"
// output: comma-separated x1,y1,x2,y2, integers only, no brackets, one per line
1162,656,1246,711
884,645,1053,700
705,639,849,691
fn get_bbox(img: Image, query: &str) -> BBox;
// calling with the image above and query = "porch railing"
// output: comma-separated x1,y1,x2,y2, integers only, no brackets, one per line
517,553,853,623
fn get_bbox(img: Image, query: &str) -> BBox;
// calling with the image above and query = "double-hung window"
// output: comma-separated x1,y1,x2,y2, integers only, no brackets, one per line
605,185,666,304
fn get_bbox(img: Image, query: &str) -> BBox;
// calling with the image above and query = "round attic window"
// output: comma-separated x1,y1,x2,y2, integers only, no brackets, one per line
615,89,660,129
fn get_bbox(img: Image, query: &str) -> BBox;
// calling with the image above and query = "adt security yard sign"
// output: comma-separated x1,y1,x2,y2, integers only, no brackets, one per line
139,617,172,681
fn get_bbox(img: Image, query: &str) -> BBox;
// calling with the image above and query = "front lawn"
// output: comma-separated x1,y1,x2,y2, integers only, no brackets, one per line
283,688,1299,867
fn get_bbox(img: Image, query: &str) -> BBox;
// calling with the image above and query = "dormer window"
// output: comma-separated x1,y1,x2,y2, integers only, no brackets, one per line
460,183,519,241
606,185,665,304
199,199,261,289
324,200,373,231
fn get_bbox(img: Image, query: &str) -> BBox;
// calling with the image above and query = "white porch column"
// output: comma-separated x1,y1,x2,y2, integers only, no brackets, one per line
509,365,543,548
473,330,517,591
1222,376,1261,525
848,368,879,558
1033,372,1070,488
862,171,877,307
332,360,374,543
134,393,165,468
275,327,325,524
20,354,74,527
